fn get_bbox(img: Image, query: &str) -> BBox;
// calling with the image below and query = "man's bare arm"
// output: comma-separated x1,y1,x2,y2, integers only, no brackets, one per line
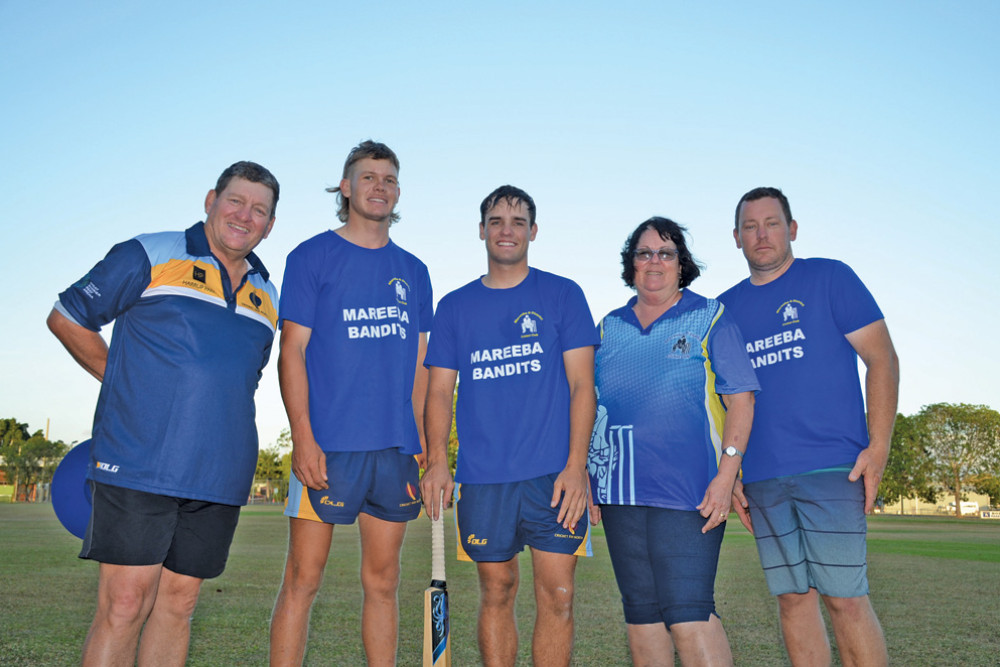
845,319,899,513
47,308,107,382
278,320,328,490
551,345,596,530
412,332,430,469
420,366,458,521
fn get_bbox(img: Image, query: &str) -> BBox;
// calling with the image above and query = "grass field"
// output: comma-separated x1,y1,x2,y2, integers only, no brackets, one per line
1,504,998,666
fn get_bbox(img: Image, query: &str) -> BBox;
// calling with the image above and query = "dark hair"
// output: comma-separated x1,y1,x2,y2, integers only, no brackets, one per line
479,185,536,226
215,161,280,217
620,217,702,289
326,140,401,224
734,186,792,230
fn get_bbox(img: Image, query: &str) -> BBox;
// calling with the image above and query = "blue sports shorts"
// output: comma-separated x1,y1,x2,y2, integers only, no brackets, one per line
601,504,725,626
455,473,592,562
743,466,869,598
81,481,240,579
284,448,421,524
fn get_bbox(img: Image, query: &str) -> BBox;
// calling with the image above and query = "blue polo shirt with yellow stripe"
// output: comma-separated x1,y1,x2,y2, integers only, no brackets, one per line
56,222,278,505
588,290,759,511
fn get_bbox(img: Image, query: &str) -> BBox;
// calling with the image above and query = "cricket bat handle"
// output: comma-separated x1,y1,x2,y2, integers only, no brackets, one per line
432,491,446,582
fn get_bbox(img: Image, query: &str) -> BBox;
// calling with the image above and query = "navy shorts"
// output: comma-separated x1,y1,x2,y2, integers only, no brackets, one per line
455,473,592,562
744,467,869,598
284,448,422,524
601,504,724,626
80,481,240,579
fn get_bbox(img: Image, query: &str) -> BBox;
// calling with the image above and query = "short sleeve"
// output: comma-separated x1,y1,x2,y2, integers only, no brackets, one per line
424,293,459,370
417,264,434,333
558,279,599,352
57,239,151,332
830,261,883,336
278,242,320,329
707,308,761,396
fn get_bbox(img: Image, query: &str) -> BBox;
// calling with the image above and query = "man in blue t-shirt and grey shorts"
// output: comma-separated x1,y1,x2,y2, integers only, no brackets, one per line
421,185,597,667
719,187,900,667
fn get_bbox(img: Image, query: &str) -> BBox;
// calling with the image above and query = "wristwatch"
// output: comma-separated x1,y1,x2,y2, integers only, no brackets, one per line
723,446,744,459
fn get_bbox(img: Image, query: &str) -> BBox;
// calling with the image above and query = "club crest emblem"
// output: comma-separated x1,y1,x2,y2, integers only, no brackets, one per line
666,331,699,358
777,299,804,326
515,311,542,338
193,266,207,283
389,278,410,305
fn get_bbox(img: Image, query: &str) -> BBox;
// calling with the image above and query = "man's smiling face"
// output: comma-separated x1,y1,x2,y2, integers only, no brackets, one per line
341,157,400,224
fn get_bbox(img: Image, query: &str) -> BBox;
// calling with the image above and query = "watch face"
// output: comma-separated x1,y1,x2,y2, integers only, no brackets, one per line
724,446,743,458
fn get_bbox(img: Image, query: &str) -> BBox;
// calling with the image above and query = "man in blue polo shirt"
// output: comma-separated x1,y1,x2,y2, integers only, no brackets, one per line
719,187,899,667
48,161,280,667
421,185,597,667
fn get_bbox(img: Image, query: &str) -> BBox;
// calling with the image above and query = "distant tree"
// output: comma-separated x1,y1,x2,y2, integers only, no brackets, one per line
0,420,67,502
275,427,292,453
255,446,284,502
0,419,31,500
879,413,936,512
0,418,31,445
20,433,68,500
276,427,294,499
918,403,1000,516
972,474,1000,507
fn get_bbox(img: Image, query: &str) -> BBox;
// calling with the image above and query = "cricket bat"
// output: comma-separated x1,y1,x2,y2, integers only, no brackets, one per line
423,493,451,666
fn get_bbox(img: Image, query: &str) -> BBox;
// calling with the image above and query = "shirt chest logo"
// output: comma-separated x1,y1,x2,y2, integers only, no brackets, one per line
666,331,699,359
777,299,804,326
389,278,410,306
515,311,543,338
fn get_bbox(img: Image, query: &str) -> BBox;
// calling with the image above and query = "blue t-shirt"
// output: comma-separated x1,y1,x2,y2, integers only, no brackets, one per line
279,231,433,454
718,258,883,483
56,223,279,505
588,291,759,510
425,268,598,484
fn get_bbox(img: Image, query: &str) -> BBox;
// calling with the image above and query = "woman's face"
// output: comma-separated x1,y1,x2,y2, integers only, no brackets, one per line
632,227,681,297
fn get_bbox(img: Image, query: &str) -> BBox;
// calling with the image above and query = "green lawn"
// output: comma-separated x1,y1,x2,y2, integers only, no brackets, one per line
1,504,997,665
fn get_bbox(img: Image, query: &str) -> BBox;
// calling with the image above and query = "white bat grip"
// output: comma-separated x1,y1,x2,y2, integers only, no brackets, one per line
431,490,446,582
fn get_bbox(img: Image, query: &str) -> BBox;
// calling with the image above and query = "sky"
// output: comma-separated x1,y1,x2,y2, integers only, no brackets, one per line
2,1,997,450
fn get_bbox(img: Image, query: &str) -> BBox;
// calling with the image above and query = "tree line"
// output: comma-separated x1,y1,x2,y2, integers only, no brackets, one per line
880,403,1000,514
257,401,999,515
0,418,70,502
9,401,997,514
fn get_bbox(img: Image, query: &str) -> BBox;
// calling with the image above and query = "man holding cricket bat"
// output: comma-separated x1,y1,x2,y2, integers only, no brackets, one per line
421,185,597,666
